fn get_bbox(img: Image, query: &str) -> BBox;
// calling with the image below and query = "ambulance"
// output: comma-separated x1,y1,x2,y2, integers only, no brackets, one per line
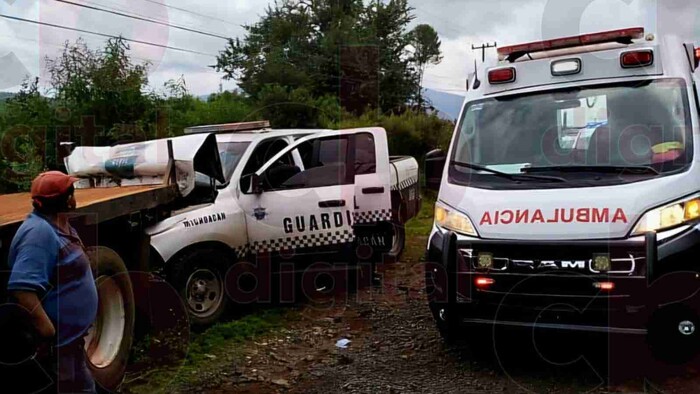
425,26,700,361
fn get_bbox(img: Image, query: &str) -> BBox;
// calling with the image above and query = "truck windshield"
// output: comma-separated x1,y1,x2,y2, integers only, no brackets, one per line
218,142,250,183
450,79,693,189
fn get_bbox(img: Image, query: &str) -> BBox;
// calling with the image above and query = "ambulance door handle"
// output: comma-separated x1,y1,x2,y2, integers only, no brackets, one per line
319,200,346,208
362,187,385,195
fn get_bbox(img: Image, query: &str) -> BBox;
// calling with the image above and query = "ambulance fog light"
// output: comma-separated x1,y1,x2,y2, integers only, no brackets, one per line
551,59,581,76
477,253,494,270
592,254,612,272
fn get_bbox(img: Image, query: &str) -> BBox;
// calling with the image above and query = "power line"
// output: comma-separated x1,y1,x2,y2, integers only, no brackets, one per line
81,0,234,38
55,0,231,40
0,13,219,58
137,0,239,27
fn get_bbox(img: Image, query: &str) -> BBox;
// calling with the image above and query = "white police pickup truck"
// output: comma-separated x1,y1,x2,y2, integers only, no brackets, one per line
425,25,700,362
67,122,420,325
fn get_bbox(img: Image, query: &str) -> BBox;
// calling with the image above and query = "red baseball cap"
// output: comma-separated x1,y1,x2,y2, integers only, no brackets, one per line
30,171,79,199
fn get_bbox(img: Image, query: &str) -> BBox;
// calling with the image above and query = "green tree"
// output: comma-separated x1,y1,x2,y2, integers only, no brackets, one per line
214,0,425,116
409,24,442,108
45,37,153,143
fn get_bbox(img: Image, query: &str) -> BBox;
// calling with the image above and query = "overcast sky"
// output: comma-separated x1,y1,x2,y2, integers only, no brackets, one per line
0,0,696,96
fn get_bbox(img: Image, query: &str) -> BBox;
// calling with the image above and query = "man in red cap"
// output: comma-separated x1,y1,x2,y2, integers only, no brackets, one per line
7,171,98,393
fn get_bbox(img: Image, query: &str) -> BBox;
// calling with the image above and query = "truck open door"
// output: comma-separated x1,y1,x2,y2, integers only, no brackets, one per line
346,128,393,256
238,130,358,261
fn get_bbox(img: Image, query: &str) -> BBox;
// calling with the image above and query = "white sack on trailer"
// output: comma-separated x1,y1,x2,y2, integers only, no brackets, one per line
65,133,225,197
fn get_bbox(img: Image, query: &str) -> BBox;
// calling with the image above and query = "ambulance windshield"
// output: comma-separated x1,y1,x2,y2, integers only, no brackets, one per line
450,79,692,189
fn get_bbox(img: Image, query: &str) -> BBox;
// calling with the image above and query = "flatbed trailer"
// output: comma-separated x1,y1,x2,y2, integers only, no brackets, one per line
0,184,179,392
0,185,177,228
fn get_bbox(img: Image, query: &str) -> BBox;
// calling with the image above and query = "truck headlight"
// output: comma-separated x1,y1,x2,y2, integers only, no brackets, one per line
632,195,700,235
435,202,478,237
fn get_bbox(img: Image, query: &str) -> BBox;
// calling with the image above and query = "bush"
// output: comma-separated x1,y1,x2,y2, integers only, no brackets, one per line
333,110,454,161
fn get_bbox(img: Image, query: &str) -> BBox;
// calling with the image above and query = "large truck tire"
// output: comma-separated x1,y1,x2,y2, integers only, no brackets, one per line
170,248,231,327
85,246,136,393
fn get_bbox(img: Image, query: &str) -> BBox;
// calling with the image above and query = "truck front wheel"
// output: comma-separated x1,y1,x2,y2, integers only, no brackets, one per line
85,246,136,392
170,249,231,326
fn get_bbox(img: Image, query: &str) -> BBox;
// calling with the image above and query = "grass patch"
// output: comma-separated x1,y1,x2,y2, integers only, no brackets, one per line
124,309,289,393
187,309,285,363
406,192,436,237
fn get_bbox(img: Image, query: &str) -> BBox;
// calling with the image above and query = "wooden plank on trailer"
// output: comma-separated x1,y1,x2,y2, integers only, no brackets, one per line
0,185,177,228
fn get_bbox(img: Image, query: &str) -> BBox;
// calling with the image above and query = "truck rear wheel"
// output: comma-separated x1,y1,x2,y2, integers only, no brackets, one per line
170,248,231,326
85,246,136,392
387,207,406,260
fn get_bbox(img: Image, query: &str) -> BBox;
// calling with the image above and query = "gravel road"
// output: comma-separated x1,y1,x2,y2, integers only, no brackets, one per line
163,237,700,394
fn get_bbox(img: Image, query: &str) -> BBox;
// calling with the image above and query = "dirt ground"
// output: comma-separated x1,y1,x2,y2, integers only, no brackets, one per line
125,234,700,394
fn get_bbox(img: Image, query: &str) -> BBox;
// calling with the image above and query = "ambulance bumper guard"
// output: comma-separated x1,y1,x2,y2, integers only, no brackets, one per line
429,230,700,334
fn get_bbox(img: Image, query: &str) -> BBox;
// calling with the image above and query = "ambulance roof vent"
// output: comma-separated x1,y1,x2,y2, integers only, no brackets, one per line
185,121,272,135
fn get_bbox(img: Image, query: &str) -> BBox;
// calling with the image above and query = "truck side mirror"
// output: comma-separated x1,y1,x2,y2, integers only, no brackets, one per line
251,173,263,195
425,149,447,191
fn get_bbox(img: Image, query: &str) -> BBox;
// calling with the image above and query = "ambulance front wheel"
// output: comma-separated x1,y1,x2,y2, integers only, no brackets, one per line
170,248,231,326
648,304,700,364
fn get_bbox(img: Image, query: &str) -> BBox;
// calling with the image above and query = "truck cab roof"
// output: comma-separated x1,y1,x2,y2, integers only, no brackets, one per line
214,128,329,143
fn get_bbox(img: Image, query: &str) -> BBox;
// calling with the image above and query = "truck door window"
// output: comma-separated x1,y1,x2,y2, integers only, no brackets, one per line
241,138,291,191
355,133,376,175
218,142,251,184
262,136,353,190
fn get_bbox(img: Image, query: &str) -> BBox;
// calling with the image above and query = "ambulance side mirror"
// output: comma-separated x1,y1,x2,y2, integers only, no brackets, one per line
425,149,447,192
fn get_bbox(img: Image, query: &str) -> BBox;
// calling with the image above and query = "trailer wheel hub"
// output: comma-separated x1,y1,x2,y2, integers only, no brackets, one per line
679,320,696,336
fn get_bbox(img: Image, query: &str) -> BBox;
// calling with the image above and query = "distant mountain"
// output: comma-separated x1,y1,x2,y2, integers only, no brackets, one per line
423,88,465,121
0,92,16,101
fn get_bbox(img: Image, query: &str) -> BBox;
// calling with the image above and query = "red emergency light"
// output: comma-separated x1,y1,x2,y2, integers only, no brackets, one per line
488,67,516,84
593,281,615,291
475,277,495,288
621,50,654,68
498,27,645,61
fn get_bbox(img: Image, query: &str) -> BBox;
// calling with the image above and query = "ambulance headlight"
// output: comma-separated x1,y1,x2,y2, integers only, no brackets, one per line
435,202,478,237
632,195,700,235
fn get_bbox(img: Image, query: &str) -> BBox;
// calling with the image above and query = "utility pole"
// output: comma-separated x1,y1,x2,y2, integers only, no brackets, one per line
471,42,497,62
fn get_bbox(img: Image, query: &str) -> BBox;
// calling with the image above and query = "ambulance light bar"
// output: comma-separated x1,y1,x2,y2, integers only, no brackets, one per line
498,27,645,62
